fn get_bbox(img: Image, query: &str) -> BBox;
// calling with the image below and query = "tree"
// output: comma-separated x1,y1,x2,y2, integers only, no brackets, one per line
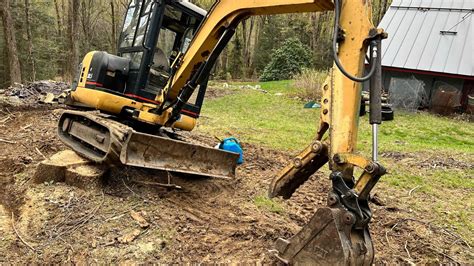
110,0,117,54
228,33,244,79
260,38,312,81
66,0,80,82
24,0,36,81
0,0,22,84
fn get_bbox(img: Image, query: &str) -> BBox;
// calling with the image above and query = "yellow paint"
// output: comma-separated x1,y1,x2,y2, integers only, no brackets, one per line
72,87,145,113
77,51,95,88
71,87,196,131
326,0,376,177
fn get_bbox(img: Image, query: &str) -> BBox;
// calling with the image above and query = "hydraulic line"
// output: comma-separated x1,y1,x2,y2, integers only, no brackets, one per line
332,0,377,82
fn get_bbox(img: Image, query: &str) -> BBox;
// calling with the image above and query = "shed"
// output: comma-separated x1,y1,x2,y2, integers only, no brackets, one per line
375,0,473,114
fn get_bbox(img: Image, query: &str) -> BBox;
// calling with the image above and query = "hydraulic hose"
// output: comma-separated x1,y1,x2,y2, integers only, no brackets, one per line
332,0,377,82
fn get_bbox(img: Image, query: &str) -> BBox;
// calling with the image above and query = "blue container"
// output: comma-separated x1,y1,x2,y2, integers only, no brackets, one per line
219,137,244,165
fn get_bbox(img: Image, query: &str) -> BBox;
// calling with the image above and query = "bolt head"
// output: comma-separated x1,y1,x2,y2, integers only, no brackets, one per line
343,212,355,225
365,163,376,173
311,142,323,153
333,155,343,164
327,193,338,206
293,158,303,168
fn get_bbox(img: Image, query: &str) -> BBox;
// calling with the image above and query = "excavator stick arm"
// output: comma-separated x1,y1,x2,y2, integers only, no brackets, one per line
268,0,387,264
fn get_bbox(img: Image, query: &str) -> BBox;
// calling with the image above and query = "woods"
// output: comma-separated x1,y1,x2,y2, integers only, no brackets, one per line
0,0,392,87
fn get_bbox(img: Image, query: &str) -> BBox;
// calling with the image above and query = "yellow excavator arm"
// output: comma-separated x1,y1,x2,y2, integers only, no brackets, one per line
163,0,333,99
159,0,387,264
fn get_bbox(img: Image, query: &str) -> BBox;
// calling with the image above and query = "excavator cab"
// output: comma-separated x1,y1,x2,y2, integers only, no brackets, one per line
69,0,208,120
118,0,206,103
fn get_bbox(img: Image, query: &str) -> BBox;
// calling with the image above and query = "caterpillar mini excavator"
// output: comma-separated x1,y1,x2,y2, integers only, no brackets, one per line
58,0,387,264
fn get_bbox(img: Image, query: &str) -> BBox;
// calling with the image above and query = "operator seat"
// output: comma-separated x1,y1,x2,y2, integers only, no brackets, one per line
148,48,171,93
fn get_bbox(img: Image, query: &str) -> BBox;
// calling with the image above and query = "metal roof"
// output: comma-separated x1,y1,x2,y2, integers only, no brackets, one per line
379,0,473,77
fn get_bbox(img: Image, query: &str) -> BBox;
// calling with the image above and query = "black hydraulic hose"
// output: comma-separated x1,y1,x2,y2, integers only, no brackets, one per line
332,0,377,82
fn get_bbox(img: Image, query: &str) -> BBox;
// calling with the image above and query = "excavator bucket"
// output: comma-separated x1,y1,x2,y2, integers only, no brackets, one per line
270,206,374,265
57,110,239,179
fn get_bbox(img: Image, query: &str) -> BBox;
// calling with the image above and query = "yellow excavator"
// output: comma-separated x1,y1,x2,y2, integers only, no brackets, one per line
58,0,387,264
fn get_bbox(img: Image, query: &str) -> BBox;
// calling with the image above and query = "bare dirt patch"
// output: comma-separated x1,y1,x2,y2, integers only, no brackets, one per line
204,85,235,100
0,106,472,264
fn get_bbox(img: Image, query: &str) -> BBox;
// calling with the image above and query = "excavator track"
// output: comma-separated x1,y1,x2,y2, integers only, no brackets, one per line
58,111,130,165
58,110,239,179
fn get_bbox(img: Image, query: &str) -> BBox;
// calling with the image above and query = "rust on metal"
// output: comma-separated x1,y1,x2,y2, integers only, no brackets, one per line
270,206,374,265
121,131,238,179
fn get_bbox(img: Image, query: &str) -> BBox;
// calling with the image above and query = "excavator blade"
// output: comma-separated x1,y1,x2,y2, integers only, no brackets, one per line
121,131,239,179
57,110,239,179
270,207,374,265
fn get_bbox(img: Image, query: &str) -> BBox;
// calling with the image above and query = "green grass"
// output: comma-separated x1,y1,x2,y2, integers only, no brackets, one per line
358,112,474,154
253,195,284,213
201,80,474,155
200,80,316,151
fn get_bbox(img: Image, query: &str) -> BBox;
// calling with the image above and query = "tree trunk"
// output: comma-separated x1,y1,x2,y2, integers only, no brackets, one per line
0,0,22,84
66,0,80,82
379,0,389,24
110,0,117,54
24,0,36,81
53,0,62,37
310,13,321,51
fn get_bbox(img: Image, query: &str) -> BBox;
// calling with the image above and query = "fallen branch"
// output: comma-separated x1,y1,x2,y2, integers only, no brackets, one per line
404,240,412,259
428,246,460,264
132,180,182,190
385,230,391,248
122,179,139,195
52,191,105,239
21,124,32,130
35,147,47,159
408,186,421,196
5,108,15,117
11,212,37,252
0,138,17,144
0,115,11,123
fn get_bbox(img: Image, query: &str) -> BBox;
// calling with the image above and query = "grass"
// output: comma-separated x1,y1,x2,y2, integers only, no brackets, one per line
202,80,474,155
200,80,316,151
198,79,474,242
358,112,474,154
253,195,284,213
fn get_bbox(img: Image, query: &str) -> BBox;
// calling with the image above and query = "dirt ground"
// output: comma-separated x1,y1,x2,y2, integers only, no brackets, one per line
0,104,472,264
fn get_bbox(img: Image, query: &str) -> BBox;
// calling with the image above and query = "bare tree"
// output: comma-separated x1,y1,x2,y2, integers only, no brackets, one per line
0,0,22,84
378,0,389,24
65,0,80,82
53,0,62,37
110,0,117,54
24,0,36,81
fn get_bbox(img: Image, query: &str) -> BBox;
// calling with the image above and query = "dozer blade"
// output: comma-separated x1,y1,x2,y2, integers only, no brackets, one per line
270,207,374,265
121,131,238,179
58,110,239,179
